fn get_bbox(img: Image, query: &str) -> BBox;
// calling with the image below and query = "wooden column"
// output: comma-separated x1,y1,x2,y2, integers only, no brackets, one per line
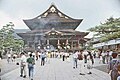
66,39,68,45
57,39,60,45
47,39,49,45
27,41,30,47
38,40,41,45
71,41,73,49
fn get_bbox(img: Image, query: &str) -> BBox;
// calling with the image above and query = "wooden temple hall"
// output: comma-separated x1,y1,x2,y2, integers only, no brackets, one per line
17,4,89,51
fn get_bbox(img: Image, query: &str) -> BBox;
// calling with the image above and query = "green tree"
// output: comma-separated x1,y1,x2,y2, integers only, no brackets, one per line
88,17,120,42
0,22,24,54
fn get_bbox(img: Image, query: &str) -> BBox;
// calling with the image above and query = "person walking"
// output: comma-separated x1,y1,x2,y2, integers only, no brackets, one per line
82,50,88,67
41,52,46,66
20,52,27,78
99,53,103,64
109,50,113,61
78,50,85,75
86,51,94,74
101,51,106,64
62,52,65,61
106,51,110,64
117,64,120,80
108,52,118,80
7,53,11,63
27,54,35,80
73,50,78,69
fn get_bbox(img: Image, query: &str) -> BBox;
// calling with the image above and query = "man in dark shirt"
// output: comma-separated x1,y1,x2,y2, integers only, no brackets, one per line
27,54,35,80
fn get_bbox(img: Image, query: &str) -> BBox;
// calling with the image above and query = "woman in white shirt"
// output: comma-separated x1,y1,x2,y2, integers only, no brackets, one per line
86,51,94,74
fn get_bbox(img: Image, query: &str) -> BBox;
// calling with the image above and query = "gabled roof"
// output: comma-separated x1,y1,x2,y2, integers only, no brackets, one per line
23,4,83,30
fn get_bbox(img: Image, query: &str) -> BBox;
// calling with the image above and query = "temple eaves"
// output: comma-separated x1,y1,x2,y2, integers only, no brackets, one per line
23,3,83,30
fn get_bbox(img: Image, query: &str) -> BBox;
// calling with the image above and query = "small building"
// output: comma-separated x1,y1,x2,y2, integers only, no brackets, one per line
93,38,120,52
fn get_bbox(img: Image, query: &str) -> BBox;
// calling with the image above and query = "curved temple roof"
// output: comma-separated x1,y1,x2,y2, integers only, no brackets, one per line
17,29,89,39
23,4,83,30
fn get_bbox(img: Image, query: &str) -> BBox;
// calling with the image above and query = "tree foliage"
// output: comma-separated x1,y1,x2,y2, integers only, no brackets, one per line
88,17,120,42
0,22,24,53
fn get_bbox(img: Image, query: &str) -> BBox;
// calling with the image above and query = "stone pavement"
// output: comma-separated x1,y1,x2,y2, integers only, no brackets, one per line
1,58,111,80
0,58,20,76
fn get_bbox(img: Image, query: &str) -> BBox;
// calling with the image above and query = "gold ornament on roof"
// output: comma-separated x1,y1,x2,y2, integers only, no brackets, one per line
50,7,56,13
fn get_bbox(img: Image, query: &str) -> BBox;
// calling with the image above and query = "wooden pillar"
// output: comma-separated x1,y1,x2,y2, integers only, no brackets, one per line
38,40,41,45
27,41,30,47
57,39,60,45
66,39,68,45
47,39,49,45
71,41,73,49
33,42,35,50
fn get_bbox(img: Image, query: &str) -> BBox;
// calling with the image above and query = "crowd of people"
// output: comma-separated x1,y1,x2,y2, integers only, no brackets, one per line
1,48,120,80
18,49,96,80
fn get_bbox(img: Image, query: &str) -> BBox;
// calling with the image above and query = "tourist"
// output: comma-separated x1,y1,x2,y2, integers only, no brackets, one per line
109,50,113,61
0,51,2,60
101,51,106,64
62,51,65,61
7,53,11,63
47,51,51,64
51,51,54,58
37,51,41,59
82,50,88,67
35,51,39,61
117,64,120,80
56,51,59,58
32,52,35,59
65,52,68,59
27,54,35,80
78,50,85,75
108,52,118,80
86,51,94,74
73,50,78,68
20,52,27,78
106,51,110,64
41,52,46,66
99,53,103,64
92,50,96,58
13,53,17,62
57,51,60,58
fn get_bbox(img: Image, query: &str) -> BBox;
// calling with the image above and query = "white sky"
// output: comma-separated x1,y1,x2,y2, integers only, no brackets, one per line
0,0,120,34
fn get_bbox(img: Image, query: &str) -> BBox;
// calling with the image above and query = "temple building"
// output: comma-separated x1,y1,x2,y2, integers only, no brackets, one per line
17,4,89,51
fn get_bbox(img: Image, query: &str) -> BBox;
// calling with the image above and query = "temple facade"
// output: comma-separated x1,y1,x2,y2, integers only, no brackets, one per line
17,4,89,51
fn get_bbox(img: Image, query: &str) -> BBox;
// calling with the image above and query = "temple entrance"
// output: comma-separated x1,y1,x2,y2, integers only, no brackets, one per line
49,40,58,48
48,39,67,49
